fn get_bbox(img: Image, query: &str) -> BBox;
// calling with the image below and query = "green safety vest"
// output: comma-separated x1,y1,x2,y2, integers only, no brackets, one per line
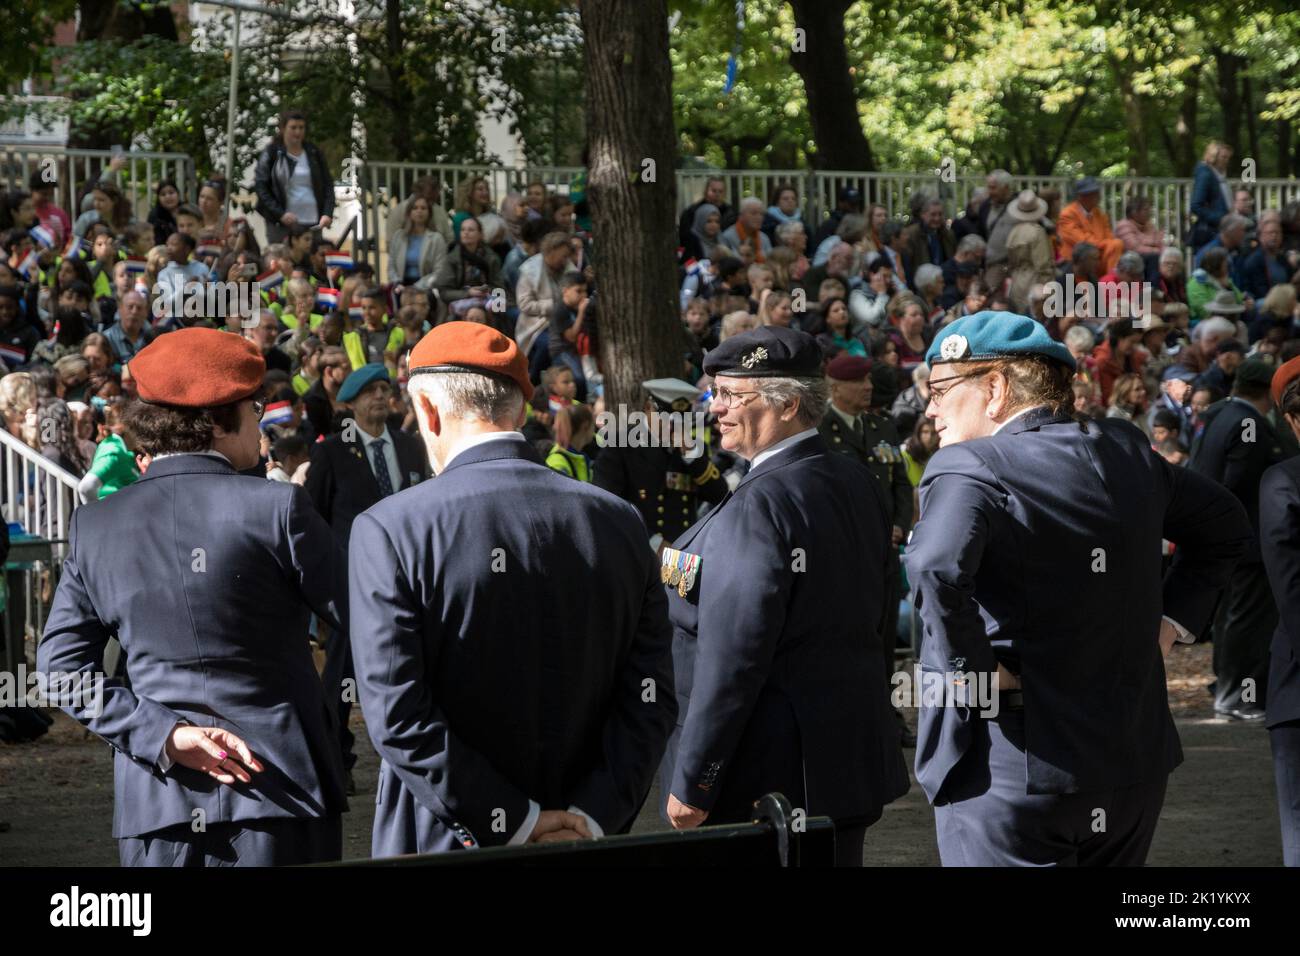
545,444,591,482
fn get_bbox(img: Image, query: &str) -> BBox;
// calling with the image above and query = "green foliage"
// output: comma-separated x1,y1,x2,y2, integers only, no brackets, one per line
0,0,78,90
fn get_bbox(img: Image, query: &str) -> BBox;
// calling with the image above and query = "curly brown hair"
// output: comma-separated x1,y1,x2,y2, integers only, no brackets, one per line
123,399,243,456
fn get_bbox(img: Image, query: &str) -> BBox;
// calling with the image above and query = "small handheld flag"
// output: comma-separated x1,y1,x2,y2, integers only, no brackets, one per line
196,242,223,259
29,225,56,249
316,287,340,311
16,251,39,281
260,399,294,429
348,305,364,323
324,252,354,271
257,270,284,295
62,234,86,260
0,343,28,368
123,257,147,277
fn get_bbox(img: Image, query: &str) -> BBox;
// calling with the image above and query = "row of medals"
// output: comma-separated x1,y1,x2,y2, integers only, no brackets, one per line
661,556,698,597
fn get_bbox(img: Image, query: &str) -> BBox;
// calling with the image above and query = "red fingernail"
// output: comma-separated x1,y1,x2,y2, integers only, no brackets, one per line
218,751,227,759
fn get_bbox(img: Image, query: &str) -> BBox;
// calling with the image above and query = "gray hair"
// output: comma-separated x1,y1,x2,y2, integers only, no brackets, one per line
1117,251,1145,275
836,214,868,241
775,220,804,243
912,363,931,384
754,376,829,428
1193,316,1236,343
408,369,524,424
1219,213,1248,234
1064,325,1095,352
1159,246,1183,263
956,234,986,256
913,263,943,293
739,196,765,212
988,169,1013,188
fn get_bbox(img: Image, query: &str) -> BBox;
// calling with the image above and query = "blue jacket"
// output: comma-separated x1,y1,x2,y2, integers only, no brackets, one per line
1239,246,1291,301
38,454,349,839
1261,456,1300,727
660,432,909,823
905,407,1250,802
1189,162,1229,249
350,437,676,856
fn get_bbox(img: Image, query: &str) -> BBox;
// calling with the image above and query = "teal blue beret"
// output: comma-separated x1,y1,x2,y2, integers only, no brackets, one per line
338,363,390,403
925,311,1076,371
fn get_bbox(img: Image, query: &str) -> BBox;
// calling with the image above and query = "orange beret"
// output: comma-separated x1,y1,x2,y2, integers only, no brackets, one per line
131,328,266,408
1272,355,1300,408
408,321,534,401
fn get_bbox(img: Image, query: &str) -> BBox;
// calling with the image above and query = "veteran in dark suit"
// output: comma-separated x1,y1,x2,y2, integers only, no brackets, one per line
350,322,676,856
906,312,1251,866
1260,357,1300,866
818,354,915,743
593,378,729,549
1189,358,1290,720
658,327,909,867
305,362,429,785
38,328,348,866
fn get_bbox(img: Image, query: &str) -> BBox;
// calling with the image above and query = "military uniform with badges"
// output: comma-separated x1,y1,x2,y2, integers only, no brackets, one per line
906,313,1250,866
659,328,909,867
593,378,728,546
819,354,914,701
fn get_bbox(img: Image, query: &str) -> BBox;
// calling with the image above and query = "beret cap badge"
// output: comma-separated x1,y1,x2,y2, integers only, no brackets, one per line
939,334,970,361
741,346,769,369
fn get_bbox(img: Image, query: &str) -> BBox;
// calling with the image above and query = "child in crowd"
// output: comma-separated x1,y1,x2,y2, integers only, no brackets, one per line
545,403,596,481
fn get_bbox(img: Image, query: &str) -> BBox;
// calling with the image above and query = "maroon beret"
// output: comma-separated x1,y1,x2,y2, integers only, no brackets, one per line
131,328,265,408
825,354,873,381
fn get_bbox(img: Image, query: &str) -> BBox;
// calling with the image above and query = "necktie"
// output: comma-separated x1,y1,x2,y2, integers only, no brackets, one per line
371,438,394,497
853,416,865,441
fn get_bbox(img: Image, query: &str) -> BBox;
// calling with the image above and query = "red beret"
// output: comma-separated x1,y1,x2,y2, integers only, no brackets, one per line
409,321,534,401
1272,355,1300,408
825,354,873,381
131,328,265,408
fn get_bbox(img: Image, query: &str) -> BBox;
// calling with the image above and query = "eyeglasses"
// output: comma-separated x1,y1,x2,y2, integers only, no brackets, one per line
713,386,762,409
927,370,986,406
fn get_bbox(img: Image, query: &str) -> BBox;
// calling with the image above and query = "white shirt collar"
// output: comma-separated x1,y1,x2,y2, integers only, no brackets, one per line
153,450,231,465
749,427,820,470
991,406,1036,435
356,424,390,448
441,430,525,472
830,403,857,430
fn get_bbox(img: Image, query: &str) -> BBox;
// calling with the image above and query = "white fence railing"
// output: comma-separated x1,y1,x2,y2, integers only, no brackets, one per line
0,146,196,227
352,160,1300,273
0,426,80,556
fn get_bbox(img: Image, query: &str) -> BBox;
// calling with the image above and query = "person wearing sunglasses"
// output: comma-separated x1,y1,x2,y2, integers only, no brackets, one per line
40,328,349,866
658,326,909,866
903,310,1251,866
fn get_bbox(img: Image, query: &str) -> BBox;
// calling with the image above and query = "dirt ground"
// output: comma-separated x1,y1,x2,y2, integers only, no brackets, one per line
0,642,1282,866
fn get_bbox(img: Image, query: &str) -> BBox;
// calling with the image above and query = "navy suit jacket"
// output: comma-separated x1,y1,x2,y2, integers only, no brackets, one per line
1189,397,1289,563
1260,456,1300,727
1189,162,1229,248
350,437,676,856
38,454,349,839
304,426,429,542
905,407,1250,802
660,432,909,823
1239,246,1291,301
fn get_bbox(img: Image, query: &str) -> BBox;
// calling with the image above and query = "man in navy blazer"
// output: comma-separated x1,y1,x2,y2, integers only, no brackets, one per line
350,322,676,856
1260,357,1300,865
1189,359,1290,720
906,313,1250,866
658,327,909,867
305,362,429,781
38,329,348,866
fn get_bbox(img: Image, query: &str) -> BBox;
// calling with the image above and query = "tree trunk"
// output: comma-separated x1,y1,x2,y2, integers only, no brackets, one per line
384,0,412,160
1171,61,1201,176
1111,60,1148,176
1213,49,1244,159
1279,120,1293,180
787,0,874,171
581,0,683,412
1242,73,1260,173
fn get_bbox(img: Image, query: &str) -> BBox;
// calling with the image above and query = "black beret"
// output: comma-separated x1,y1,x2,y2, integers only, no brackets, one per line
703,326,824,378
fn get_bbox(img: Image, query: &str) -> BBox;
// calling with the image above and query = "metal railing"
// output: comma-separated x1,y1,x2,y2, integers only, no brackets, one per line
0,427,80,555
0,146,195,227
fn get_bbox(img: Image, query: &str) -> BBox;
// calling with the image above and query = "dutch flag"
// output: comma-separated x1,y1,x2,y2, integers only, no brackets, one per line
196,242,223,259
63,234,86,259
325,252,354,271
0,343,27,368
29,224,56,249
348,306,364,322
316,287,340,311
260,400,294,429
257,270,284,295
123,257,147,276
16,251,39,281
